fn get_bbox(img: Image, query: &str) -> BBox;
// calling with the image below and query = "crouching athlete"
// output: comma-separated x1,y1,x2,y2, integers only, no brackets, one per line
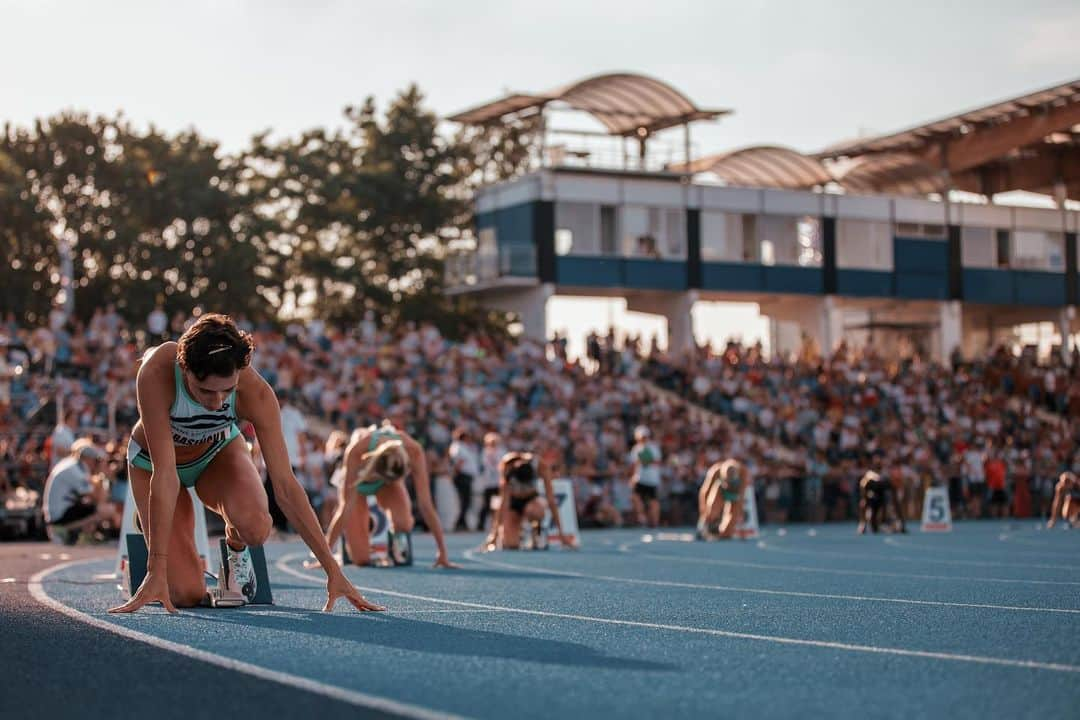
321,420,458,568
1047,471,1080,529
484,449,576,550
697,459,749,540
110,313,382,614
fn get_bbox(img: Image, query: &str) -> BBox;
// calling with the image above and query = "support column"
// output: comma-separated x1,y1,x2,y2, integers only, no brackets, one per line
481,283,554,343
938,300,962,365
626,291,698,353
765,296,842,359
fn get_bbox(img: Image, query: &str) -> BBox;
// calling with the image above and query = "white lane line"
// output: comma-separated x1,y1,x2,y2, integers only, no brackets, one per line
29,559,471,720
996,533,1078,552
614,543,1080,587
884,536,1077,560
277,553,1080,674
460,551,1080,616
758,539,1077,572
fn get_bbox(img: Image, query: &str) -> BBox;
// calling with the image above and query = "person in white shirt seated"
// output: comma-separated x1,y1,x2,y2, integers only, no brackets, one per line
43,438,116,543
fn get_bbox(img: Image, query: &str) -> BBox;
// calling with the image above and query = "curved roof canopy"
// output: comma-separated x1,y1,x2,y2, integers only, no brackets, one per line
448,72,729,137
832,153,946,196
670,146,832,189
816,77,1080,200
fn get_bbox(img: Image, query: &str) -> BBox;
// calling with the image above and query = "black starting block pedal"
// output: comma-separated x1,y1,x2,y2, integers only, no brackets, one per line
389,531,413,566
218,538,273,605
121,533,149,598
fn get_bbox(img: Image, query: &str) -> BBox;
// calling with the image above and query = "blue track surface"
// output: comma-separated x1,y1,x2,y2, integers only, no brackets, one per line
38,523,1080,719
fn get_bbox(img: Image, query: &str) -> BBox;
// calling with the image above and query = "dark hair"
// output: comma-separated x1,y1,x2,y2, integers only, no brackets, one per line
505,458,536,485
176,314,255,380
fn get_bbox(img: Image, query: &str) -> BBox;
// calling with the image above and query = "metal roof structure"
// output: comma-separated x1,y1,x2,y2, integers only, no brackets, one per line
818,78,1080,160
816,77,1080,201
669,146,833,189
448,72,729,137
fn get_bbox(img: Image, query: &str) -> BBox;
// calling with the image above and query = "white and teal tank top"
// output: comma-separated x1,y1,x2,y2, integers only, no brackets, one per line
170,364,238,446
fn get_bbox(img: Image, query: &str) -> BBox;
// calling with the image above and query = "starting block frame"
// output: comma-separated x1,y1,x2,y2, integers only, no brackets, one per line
116,481,273,605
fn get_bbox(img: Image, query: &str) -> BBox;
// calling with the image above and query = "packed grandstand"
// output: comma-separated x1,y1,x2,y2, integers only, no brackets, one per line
2,305,1076,541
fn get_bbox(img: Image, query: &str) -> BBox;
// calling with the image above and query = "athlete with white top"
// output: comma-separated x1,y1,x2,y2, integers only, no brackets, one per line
110,313,382,614
629,426,662,528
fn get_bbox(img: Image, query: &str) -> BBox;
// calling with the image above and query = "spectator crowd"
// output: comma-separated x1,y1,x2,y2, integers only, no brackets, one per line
3,306,1079,543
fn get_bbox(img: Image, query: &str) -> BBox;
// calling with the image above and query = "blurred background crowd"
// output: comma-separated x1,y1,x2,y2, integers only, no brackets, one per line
3,308,1078,543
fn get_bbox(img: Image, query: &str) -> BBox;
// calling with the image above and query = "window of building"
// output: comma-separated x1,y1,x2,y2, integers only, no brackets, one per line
996,229,1010,268
960,226,995,269
555,202,599,256
896,222,946,239
742,215,758,262
837,219,893,270
554,229,573,257
1012,230,1065,271
756,215,822,267
600,205,617,255
700,210,746,262
621,205,686,259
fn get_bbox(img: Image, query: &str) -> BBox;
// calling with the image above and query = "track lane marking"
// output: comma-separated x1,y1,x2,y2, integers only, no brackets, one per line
29,559,471,720
615,543,1080,587
461,550,1080,615
756,538,1076,572
277,553,1080,674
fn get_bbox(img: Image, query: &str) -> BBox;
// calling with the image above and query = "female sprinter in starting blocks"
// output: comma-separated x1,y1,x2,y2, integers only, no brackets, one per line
110,314,383,614
1047,471,1080,529
697,459,748,540
483,449,576,550
322,420,458,568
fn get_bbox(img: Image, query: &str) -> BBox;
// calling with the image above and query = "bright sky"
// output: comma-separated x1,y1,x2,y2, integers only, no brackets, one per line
4,1,1079,355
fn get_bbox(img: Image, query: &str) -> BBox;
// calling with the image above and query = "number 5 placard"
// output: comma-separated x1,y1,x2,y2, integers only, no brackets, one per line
921,486,952,532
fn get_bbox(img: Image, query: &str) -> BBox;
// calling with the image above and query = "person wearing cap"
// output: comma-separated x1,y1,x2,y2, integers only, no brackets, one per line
628,425,662,528
43,438,114,543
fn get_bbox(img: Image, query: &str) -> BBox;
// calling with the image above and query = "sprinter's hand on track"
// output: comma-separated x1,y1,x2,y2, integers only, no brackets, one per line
558,534,579,549
323,573,385,613
109,571,178,614
433,552,461,569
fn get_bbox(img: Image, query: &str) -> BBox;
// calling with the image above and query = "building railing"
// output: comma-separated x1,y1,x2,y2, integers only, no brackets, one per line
444,244,538,289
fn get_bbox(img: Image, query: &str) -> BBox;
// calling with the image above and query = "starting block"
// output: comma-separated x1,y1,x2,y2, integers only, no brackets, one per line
340,529,412,568
339,497,397,566
539,478,580,547
218,538,273,604
735,485,760,539
119,534,273,606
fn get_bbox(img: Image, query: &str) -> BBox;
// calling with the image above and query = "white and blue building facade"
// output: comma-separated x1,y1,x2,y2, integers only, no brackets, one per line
447,167,1080,361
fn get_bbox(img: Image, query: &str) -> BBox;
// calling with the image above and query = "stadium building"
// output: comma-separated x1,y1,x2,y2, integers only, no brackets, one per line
444,72,1080,362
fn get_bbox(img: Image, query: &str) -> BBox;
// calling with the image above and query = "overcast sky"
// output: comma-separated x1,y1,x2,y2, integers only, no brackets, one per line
4,1,1078,351
5,0,1078,154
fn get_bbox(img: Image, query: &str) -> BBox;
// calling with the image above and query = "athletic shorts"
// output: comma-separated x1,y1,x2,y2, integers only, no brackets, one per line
633,483,658,502
49,496,96,526
509,491,539,515
722,488,741,503
127,424,241,488
989,489,1008,506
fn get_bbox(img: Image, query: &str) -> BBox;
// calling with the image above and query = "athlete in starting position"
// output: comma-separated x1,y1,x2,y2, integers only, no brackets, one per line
322,419,458,568
110,314,382,614
484,448,576,550
1047,471,1080,529
697,459,749,540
